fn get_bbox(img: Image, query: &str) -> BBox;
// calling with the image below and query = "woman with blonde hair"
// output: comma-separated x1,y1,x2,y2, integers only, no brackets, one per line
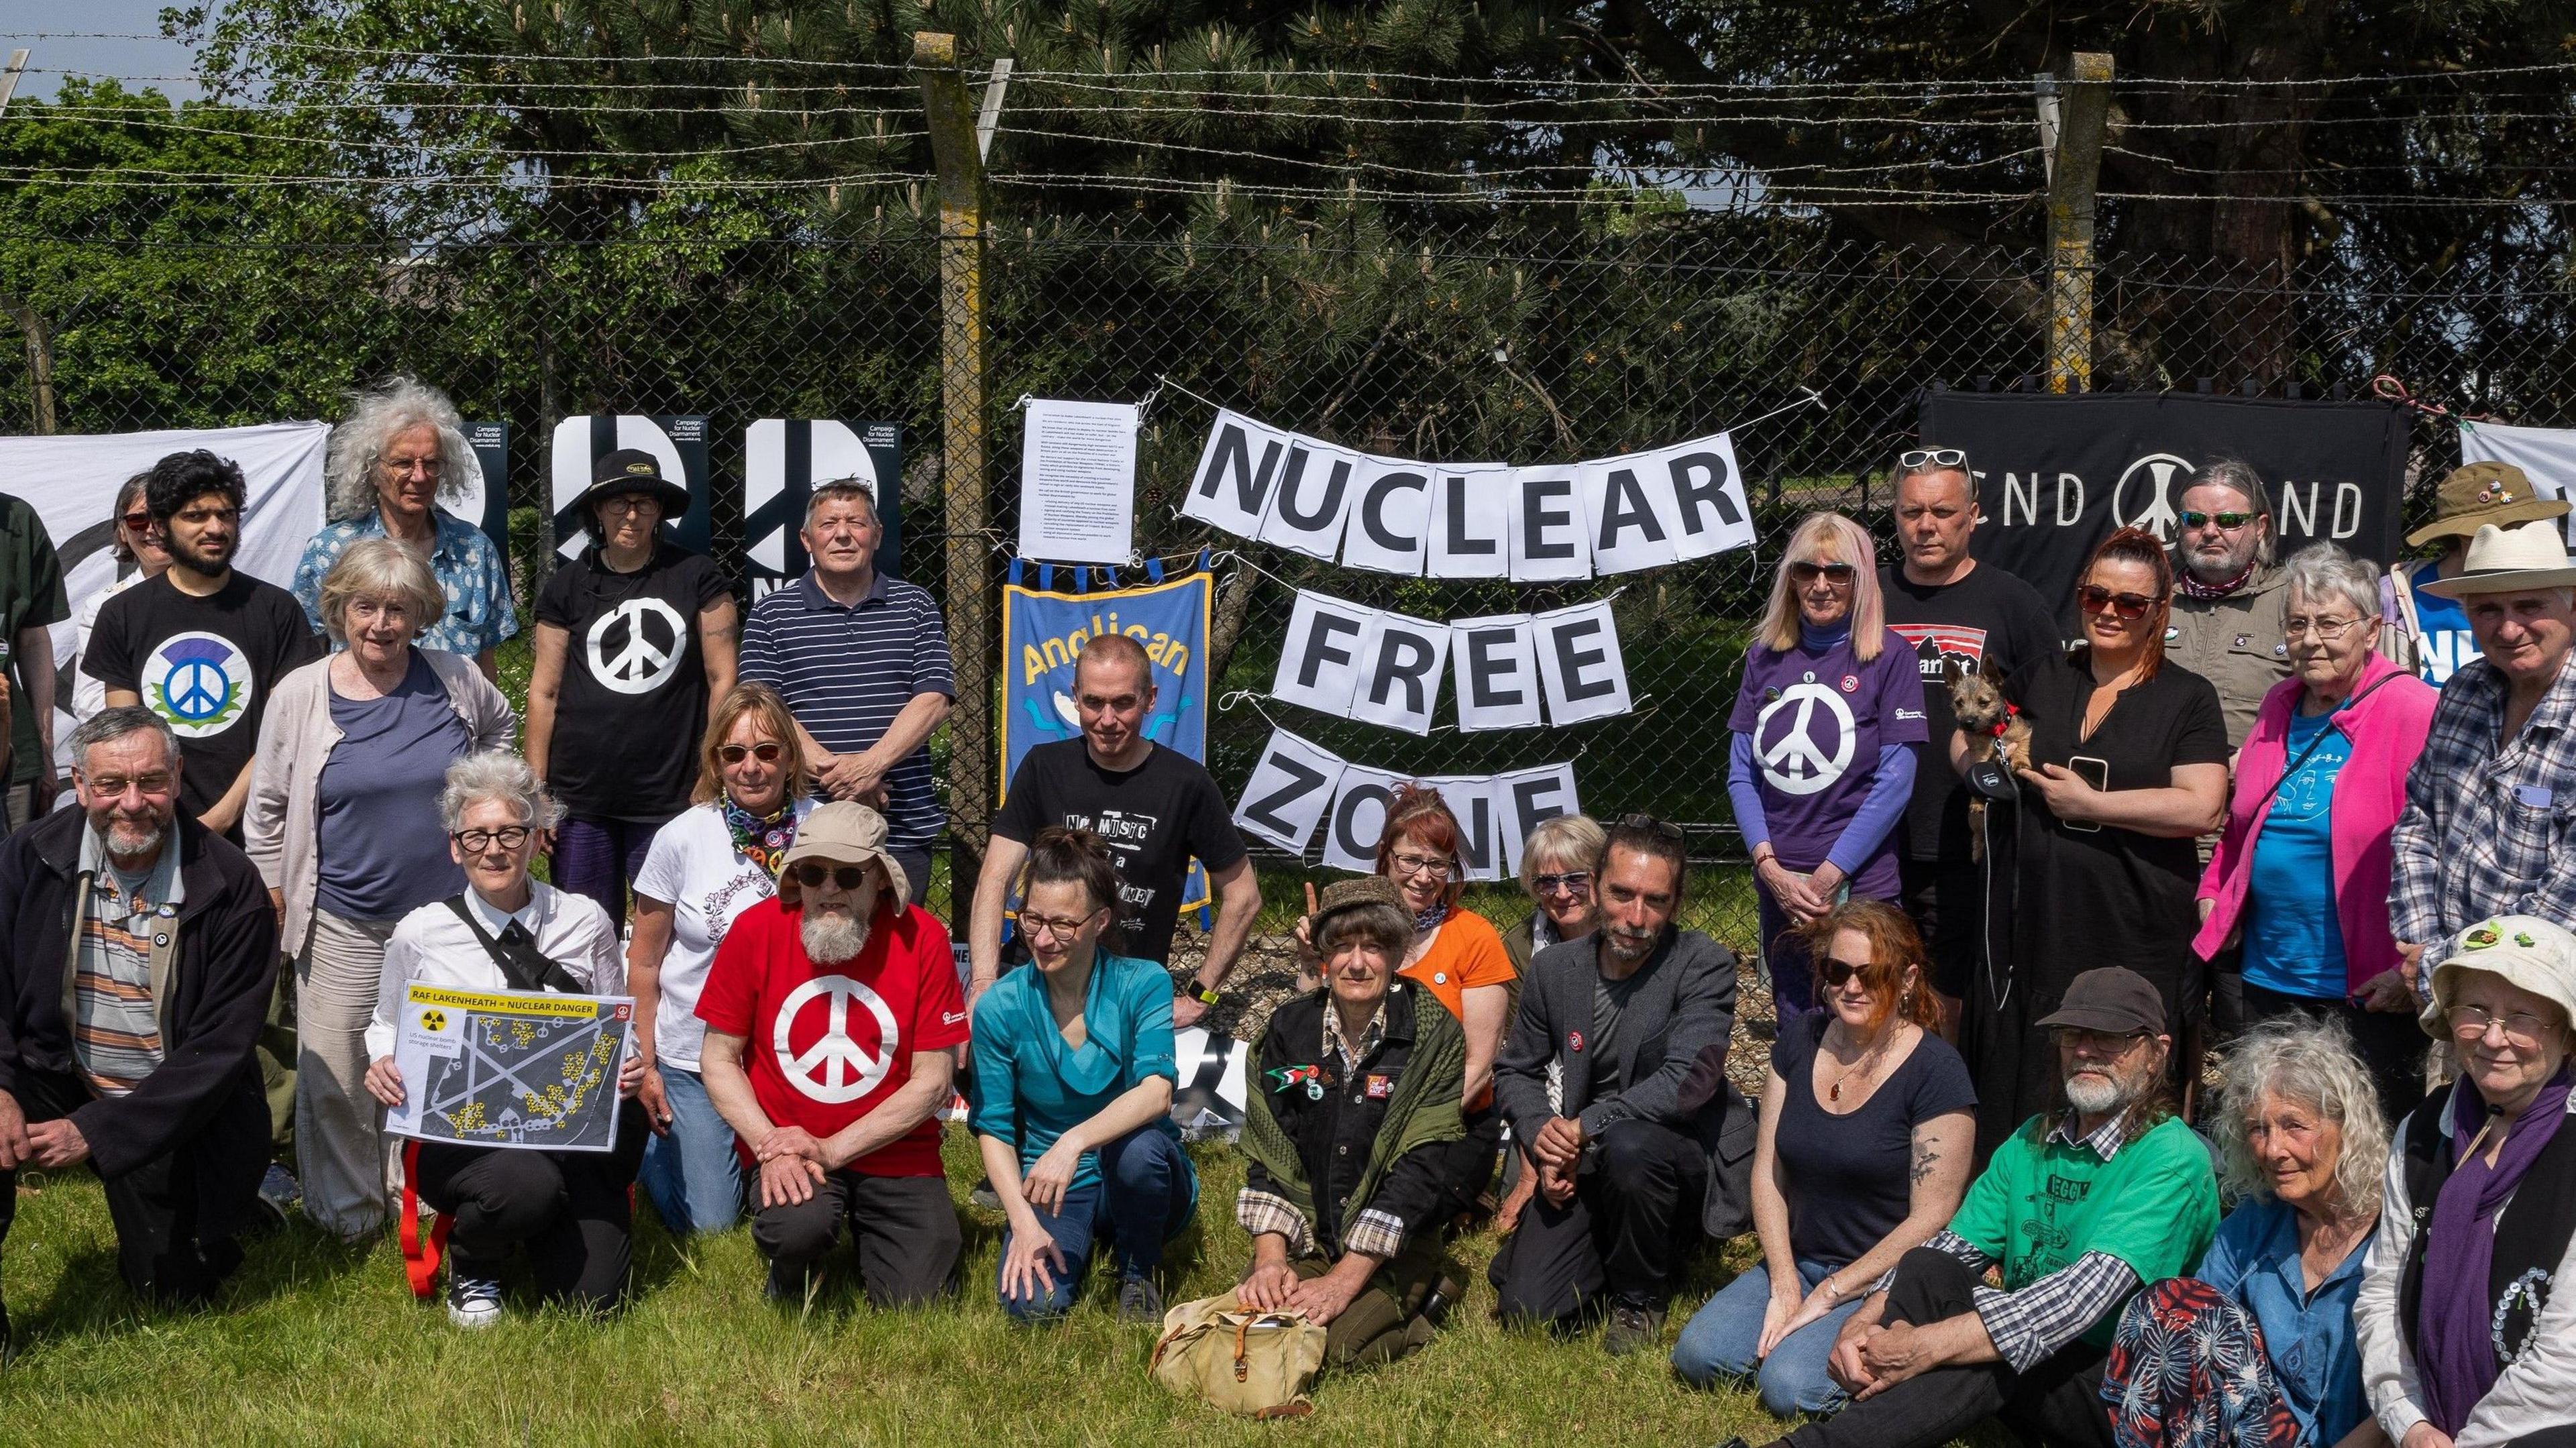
1727,511,1928,1024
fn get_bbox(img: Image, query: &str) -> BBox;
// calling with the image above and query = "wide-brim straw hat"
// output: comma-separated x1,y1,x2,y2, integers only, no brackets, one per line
2415,519,2576,598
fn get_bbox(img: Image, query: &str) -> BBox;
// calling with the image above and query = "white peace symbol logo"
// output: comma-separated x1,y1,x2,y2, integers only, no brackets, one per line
1754,681,1857,796
144,630,255,738
772,975,900,1104
585,598,688,695
2112,453,2193,541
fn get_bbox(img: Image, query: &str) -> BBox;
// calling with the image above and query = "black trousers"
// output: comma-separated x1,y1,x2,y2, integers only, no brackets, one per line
2239,979,2428,1125
1897,852,1985,1002
412,1107,647,1315
751,1169,961,1307
0,1064,268,1313
1488,1117,1707,1327
1782,1247,2114,1448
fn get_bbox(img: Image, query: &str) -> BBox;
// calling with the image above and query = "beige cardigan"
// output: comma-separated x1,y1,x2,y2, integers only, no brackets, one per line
245,648,517,957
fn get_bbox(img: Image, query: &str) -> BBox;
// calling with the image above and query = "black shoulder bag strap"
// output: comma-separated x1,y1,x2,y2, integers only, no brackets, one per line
441,896,583,995
2248,672,2404,820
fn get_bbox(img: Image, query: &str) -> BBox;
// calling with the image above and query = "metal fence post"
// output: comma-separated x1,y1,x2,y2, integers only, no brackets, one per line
914,32,993,929
2046,52,2112,394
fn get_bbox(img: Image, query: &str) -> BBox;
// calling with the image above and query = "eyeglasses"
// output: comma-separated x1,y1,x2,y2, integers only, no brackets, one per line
119,510,153,532
2079,584,2159,620
83,771,174,798
2283,614,2369,642
1897,448,1968,471
1389,852,1456,880
1532,871,1592,897
451,826,532,852
791,861,873,891
382,457,445,477
719,742,784,765
597,497,658,516
2180,510,2257,532
1017,907,1104,942
2051,1027,2153,1054
1788,561,1857,588
173,506,239,526
1819,955,1874,988
2448,1003,2557,1048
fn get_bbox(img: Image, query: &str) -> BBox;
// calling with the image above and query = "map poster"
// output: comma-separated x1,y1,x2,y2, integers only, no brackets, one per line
385,985,634,1154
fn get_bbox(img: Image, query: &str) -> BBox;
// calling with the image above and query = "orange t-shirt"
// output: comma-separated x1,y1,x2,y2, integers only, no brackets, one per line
1398,911,1518,1109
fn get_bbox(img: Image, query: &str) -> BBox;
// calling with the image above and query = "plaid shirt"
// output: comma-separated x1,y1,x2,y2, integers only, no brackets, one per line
2390,652,2576,977
1233,1000,1407,1262
1886,1111,2143,1374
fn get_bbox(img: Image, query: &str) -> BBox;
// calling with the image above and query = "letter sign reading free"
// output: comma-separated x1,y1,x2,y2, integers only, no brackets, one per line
1449,613,1544,732
1271,590,1373,714
1348,609,1453,736
1532,600,1633,725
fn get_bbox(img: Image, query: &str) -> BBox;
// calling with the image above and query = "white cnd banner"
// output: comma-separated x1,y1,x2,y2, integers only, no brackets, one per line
1184,408,1756,579
1231,727,1580,879
1270,588,1631,735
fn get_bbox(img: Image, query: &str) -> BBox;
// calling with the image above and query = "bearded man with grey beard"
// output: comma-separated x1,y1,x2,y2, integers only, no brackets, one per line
694,801,971,1307
1725,967,2221,1448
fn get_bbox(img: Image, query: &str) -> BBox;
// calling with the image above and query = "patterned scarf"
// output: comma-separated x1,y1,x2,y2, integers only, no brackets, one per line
2175,557,2257,600
1414,903,1451,936
722,796,798,879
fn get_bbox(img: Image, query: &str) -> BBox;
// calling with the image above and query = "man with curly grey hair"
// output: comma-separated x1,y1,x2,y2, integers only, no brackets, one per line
291,377,518,678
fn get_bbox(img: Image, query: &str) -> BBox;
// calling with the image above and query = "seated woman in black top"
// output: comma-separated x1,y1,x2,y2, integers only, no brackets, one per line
1957,525,2229,1155
1236,875,1493,1370
1672,900,1976,1415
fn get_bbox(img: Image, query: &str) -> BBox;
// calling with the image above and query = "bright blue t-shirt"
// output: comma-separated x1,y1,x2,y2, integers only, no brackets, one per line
966,952,1189,1196
2196,1196,2374,1447
2410,559,2479,686
2243,707,2351,1001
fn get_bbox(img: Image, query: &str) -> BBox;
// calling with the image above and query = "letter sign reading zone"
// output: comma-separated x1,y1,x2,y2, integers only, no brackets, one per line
1231,728,1347,852
1321,763,1407,873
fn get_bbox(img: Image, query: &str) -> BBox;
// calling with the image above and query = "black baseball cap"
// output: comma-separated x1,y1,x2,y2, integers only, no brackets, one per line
2033,967,2166,1036
584,448,688,514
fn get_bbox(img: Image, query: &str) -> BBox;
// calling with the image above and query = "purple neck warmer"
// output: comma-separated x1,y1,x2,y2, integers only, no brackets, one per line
2416,1068,2573,1434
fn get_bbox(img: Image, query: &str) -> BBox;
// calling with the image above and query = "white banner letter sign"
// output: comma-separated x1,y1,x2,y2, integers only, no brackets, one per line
1658,431,1756,561
1497,763,1582,877
1429,466,1511,579
1419,775,1507,882
1183,409,1291,537
1449,613,1542,732
1271,590,1373,715
1254,435,1361,561
1350,609,1453,736
1534,600,1633,725
1322,762,1409,872
1582,455,1685,575
1232,730,1348,853
1340,458,1434,575
1508,467,1593,582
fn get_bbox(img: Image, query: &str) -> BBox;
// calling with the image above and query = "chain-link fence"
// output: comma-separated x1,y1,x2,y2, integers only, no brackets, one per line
0,215,2548,950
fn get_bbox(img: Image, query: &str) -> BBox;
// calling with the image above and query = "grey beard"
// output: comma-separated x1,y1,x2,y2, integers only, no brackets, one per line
100,820,165,867
800,908,871,965
2063,1071,2129,1116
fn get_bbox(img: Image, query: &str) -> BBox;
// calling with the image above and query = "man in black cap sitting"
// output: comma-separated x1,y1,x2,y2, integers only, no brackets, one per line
1729,967,2222,1448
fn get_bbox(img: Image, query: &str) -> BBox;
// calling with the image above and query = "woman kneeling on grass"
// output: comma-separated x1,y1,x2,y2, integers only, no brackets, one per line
1237,876,1489,1370
969,827,1197,1323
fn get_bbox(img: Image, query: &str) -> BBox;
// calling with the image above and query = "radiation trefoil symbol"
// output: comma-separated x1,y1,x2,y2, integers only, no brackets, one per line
145,632,252,737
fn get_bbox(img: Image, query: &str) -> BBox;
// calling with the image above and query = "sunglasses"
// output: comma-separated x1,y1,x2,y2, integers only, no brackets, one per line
119,510,154,532
1897,448,1968,472
791,861,874,891
1788,561,1858,587
1532,871,1592,896
2078,583,2159,620
719,742,784,765
2179,510,2256,531
1819,955,1874,988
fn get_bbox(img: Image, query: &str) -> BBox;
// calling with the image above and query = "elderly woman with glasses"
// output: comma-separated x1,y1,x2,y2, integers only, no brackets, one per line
248,539,515,1241
622,683,813,1236
1955,526,2231,1158
2196,543,2438,1123
2100,1014,2389,1447
365,753,645,1329
2354,915,2576,1448
1730,510,1928,1028
1503,814,1607,977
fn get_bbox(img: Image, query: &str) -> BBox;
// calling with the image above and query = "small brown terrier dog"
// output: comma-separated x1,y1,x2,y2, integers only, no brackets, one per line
1945,657,2031,858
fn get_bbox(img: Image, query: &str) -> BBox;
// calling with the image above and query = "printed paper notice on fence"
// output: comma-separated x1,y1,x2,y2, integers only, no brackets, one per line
1017,398,1140,563
384,984,633,1153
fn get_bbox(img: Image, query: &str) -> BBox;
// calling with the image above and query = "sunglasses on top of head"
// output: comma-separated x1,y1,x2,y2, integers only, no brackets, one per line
1897,448,1968,473
2078,584,2159,620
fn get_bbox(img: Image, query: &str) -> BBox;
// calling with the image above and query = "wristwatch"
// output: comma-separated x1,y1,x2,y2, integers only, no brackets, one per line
1189,982,1222,1006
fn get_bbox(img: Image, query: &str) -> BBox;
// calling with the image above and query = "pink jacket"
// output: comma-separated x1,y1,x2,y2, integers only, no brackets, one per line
2192,653,2436,990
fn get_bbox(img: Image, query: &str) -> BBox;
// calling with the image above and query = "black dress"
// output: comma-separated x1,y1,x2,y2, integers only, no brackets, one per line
1963,645,2228,1158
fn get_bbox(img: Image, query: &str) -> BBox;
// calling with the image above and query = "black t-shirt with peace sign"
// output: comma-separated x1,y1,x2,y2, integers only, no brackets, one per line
536,542,733,824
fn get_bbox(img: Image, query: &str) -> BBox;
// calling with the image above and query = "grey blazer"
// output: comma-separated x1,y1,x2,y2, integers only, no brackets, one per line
1493,926,1737,1146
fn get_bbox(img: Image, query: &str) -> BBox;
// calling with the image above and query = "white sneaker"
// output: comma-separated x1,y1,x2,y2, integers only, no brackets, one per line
446,1274,504,1329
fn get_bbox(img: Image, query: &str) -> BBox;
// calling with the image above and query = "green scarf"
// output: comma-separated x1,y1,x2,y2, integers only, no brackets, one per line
1242,984,1467,1250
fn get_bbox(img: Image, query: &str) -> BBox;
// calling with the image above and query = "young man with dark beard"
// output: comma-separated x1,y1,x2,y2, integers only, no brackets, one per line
695,802,969,1306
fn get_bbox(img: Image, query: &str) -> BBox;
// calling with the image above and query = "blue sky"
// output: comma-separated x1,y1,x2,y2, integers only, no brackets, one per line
7,5,206,103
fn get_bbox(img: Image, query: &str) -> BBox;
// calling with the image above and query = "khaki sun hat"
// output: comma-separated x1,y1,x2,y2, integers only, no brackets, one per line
2422,914,2576,1041
776,801,910,908
2414,519,2576,598
2405,461,2569,547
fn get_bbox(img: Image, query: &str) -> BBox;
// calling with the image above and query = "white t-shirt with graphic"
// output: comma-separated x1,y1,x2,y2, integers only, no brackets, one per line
633,796,816,1070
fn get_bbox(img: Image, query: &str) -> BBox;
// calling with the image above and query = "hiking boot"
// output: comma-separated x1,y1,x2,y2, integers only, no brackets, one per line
1603,1298,1666,1356
251,1163,301,1233
445,1274,504,1329
1117,1274,1165,1324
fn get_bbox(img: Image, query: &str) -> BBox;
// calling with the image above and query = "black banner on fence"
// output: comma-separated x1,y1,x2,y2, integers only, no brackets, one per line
1915,392,2411,614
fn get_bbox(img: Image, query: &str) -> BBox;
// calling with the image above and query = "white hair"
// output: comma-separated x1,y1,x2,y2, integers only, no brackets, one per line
2214,1014,2390,1215
2282,542,2383,624
435,752,563,832
325,376,476,522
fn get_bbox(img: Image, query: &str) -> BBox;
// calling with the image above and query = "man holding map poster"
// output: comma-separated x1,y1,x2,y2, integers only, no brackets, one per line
365,755,643,1329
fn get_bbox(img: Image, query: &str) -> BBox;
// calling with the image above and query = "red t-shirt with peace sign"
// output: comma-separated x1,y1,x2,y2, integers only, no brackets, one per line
696,896,970,1176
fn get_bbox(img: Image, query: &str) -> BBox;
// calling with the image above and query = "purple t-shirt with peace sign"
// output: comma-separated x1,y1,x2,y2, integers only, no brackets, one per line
1726,628,1929,894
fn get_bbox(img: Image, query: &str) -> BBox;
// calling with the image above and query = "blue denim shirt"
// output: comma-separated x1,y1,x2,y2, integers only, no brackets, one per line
293,508,519,657
2198,1195,2374,1446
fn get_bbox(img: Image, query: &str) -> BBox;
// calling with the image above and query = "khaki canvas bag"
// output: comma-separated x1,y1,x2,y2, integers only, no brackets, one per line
1148,1291,1329,1418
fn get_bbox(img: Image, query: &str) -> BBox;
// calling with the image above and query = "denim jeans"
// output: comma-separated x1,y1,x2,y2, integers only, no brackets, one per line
1672,1258,1862,1416
996,1126,1195,1321
637,1065,743,1236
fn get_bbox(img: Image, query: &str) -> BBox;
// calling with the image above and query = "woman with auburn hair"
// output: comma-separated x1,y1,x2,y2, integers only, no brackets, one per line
1727,510,1929,1025
1674,899,1976,1417
623,683,814,1235
1956,526,2231,1156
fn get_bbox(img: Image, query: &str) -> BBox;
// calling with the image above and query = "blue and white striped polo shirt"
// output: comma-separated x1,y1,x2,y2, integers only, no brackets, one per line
739,569,956,850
